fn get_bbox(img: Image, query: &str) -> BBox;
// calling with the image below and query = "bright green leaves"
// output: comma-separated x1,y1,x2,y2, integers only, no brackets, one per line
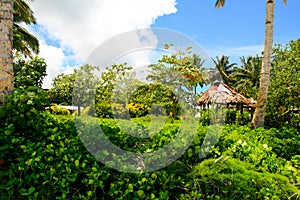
128,183,134,192
75,160,79,167
137,190,145,198
20,187,35,196
13,57,47,88
266,39,300,128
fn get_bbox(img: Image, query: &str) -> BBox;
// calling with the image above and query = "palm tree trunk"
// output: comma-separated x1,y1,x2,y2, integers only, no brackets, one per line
0,0,14,104
251,0,275,128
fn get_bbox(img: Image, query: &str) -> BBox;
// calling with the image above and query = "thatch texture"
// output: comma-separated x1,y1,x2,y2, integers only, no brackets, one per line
197,82,256,106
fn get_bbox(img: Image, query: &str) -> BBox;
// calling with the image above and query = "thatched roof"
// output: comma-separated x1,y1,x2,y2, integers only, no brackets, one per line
197,81,256,106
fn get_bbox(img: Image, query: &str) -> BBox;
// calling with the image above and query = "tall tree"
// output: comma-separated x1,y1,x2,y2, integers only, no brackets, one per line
211,55,236,85
251,0,275,128
266,39,300,128
48,73,76,105
215,0,286,127
0,0,14,104
232,55,262,98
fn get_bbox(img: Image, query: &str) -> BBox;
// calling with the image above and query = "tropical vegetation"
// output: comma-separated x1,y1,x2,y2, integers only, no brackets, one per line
0,0,299,199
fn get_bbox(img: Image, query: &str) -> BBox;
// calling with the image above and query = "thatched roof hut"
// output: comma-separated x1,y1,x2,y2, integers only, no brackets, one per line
197,81,256,107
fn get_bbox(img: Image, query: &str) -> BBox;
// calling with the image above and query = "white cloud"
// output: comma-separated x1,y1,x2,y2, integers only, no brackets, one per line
28,0,178,88
207,44,264,64
38,41,64,88
208,45,263,57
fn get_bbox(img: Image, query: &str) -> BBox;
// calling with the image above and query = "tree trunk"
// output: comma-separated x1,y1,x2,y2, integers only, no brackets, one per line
0,0,14,104
251,0,274,128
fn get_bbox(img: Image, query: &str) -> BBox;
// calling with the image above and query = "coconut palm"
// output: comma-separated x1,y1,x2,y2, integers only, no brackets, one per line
212,55,236,86
232,55,262,98
0,0,14,104
0,0,39,103
215,0,286,127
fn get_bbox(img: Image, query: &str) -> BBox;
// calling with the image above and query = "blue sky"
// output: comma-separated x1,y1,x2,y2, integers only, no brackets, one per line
153,0,300,63
28,0,300,88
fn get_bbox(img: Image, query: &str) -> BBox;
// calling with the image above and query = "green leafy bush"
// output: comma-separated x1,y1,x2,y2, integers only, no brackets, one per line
0,112,111,199
13,57,47,88
0,88,110,199
50,105,71,115
1,95,299,200
1,86,49,137
191,157,298,199
199,109,212,126
199,109,251,126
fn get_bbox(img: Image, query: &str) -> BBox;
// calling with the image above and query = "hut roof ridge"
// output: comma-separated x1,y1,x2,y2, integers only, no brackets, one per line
197,82,256,106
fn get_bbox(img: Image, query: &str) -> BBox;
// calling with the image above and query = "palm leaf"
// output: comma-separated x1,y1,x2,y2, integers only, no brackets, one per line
13,23,39,57
215,0,225,8
13,0,39,57
13,0,36,24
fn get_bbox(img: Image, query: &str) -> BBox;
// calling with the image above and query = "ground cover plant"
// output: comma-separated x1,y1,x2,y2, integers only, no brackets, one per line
0,88,299,199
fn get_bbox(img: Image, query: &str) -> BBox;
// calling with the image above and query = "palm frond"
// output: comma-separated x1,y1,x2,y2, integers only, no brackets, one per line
13,0,39,57
215,0,225,8
13,23,39,57
13,0,36,24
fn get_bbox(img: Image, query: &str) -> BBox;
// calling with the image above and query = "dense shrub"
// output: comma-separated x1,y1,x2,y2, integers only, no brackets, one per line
0,88,110,199
199,109,251,126
1,86,49,138
191,157,298,199
199,109,212,126
0,111,112,199
50,105,71,115
0,91,299,200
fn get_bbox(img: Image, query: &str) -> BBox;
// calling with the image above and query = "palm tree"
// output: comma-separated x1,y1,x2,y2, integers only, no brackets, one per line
232,55,262,98
0,0,14,104
0,0,38,104
212,55,236,85
13,0,39,57
215,0,286,127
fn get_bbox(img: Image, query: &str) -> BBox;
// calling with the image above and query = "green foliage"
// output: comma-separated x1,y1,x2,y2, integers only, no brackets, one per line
211,55,236,85
129,83,180,118
0,103,111,199
95,63,133,118
188,125,300,199
49,64,101,106
73,64,100,109
1,86,49,136
48,73,76,105
1,79,299,199
49,48,207,119
13,57,47,88
50,105,71,115
95,101,113,118
191,157,297,199
49,63,134,118
266,39,300,129
147,46,206,117
199,109,212,126
199,108,251,126
108,165,194,199
13,0,39,57
231,109,251,125
232,55,262,98
0,110,299,199
266,127,300,160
